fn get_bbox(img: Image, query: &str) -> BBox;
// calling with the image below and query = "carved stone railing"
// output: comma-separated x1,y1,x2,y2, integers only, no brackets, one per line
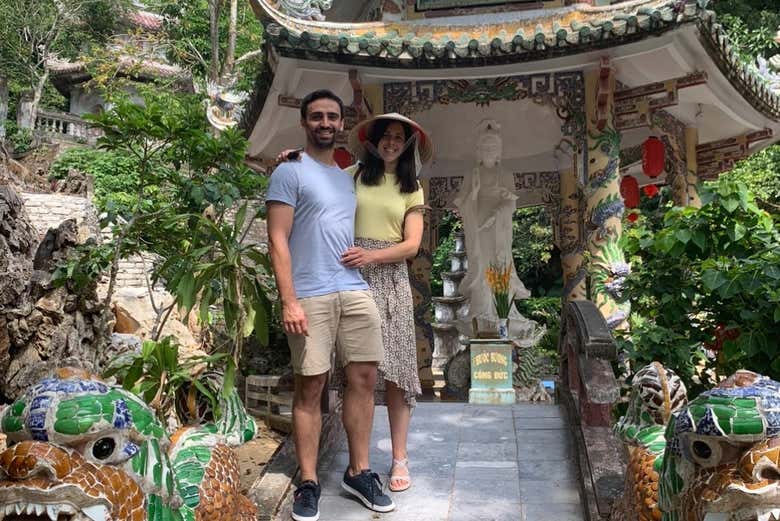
34,110,102,145
558,300,624,521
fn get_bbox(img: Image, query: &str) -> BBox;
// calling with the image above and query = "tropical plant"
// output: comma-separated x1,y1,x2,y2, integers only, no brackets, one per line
55,88,272,396
104,337,229,423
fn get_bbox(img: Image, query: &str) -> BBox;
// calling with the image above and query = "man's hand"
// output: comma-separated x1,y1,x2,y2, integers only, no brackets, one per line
282,300,308,336
276,148,304,163
341,247,375,268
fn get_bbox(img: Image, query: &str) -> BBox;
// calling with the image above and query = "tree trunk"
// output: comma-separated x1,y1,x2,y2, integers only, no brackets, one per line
208,0,221,82
0,76,8,139
27,70,50,129
221,0,238,81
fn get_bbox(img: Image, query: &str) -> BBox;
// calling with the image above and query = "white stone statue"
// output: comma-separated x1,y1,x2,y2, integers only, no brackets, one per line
454,119,531,336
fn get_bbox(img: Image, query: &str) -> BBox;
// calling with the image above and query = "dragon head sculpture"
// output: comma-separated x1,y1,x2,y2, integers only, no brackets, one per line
0,369,256,521
613,364,780,521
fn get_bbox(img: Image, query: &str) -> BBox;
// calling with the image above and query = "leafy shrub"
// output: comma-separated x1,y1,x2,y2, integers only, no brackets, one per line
49,147,144,216
516,296,561,371
430,211,460,297
5,121,33,154
512,207,560,295
620,180,780,392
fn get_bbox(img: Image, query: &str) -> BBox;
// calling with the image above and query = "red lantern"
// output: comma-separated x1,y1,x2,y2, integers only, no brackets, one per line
620,175,640,209
626,212,639,223
642,136,664,178
333,147,354,169
642,184,659,198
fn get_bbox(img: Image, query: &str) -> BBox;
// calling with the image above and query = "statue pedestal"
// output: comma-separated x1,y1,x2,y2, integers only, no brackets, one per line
468,339,515,405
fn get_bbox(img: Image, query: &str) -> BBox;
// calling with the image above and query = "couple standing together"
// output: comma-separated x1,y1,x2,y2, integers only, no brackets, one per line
266,89,433,521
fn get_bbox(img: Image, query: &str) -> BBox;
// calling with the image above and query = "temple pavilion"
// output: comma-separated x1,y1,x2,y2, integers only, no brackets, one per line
242,0,780,391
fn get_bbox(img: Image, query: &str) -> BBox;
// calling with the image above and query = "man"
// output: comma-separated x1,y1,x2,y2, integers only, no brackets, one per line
266,90,395,521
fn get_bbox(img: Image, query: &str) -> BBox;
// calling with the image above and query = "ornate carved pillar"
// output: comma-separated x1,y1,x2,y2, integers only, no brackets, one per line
412,179,435,392
584,62,629,329
672,126,701,208
559,168,586,301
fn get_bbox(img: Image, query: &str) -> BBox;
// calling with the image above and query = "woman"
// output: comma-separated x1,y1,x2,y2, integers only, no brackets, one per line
280,112,432,492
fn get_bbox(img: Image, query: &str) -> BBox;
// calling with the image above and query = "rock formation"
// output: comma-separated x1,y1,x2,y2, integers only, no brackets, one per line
0,182,110,400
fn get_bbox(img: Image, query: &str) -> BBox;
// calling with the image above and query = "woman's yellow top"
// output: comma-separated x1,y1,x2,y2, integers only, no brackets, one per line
348,165,425,243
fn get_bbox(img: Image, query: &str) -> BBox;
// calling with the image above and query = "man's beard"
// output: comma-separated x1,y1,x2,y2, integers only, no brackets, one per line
308,128,336,149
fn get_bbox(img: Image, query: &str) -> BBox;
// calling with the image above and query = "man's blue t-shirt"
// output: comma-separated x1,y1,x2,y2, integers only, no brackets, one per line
265,153,368,298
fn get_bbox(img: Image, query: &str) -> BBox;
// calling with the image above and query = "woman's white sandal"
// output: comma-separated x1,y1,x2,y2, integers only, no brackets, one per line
389,458,411,492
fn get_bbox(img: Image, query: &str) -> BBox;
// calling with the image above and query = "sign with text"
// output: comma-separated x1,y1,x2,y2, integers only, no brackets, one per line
469,341,513,391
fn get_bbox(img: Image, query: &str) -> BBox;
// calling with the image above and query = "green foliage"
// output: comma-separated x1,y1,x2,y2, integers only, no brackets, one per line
621,180,780,391
515,297,561,372
150,0,264,90
57,89,272,396
49,147,145,216
719,145,780,209
0,0,126,114
104,337,229,422
52,241,114,294
4,121,33,154
713,0,779,60
430,211,460,296
511,207,557,294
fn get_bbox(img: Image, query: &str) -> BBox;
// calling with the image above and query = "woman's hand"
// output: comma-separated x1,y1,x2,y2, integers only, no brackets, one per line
341,247,375,268
276,148,303,163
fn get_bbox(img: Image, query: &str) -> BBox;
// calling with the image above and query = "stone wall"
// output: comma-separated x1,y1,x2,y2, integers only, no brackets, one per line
21,193,269,289
20,192,99,240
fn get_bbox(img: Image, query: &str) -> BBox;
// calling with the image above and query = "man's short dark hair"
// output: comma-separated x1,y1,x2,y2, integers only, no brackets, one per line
300,89,344,119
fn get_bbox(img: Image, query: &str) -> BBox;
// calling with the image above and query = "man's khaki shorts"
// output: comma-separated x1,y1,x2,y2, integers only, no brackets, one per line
287,290,383,376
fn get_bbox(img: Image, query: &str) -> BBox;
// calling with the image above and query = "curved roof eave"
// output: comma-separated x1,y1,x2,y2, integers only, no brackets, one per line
250,0,779,121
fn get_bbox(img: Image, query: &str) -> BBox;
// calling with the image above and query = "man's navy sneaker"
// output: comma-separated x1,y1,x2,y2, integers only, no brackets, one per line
292,480,321,521
341,469,395,512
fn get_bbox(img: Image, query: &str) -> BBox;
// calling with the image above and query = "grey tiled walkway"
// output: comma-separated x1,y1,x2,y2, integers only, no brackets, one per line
313,402,584,521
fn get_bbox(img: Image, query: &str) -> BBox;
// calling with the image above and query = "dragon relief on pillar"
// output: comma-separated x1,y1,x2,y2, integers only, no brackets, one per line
612,363,780,521
586,124,630,329
0,369,257,521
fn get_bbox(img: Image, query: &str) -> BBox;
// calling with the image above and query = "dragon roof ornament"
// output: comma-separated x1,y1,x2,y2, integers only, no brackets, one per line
277,0,332,21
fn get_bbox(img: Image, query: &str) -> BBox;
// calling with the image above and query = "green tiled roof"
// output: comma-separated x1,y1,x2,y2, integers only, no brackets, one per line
253,0,780,120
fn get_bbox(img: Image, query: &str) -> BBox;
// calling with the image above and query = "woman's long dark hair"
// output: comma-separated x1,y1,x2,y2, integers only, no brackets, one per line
355,118,419,194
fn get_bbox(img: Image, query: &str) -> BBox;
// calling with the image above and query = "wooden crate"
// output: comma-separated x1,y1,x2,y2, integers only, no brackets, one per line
245,375,294,433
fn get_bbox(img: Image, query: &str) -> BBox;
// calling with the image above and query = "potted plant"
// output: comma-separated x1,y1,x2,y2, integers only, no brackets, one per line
485,262,514,339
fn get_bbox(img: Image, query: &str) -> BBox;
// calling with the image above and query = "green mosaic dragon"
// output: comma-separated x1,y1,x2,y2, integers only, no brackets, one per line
0,368,257,521
612,363,780,521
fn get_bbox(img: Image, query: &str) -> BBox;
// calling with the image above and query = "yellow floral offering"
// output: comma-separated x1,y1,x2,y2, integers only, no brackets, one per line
485,262,514,318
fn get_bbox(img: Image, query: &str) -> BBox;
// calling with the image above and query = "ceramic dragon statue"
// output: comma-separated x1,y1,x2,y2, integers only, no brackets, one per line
0,368,257,521
612,362,780,521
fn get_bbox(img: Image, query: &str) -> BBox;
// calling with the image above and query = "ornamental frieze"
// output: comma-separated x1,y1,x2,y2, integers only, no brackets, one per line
383,72,586,150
